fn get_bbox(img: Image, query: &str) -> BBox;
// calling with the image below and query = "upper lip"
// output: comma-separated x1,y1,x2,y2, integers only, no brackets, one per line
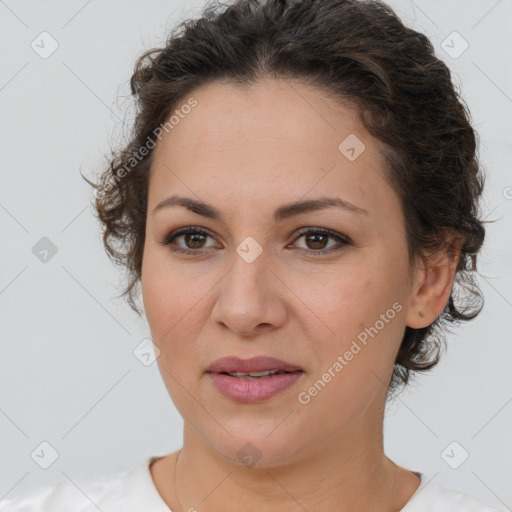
206,356,303,374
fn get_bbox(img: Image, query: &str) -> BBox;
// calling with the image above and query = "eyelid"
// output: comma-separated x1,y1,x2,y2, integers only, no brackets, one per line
159,226,217,250
293,227,351,244
290,227,351,256
159,225,351,255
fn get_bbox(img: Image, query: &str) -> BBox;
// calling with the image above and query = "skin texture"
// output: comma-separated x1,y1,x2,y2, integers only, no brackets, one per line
141,78,461,512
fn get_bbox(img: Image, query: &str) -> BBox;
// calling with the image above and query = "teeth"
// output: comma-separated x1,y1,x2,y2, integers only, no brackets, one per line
228,370,282,378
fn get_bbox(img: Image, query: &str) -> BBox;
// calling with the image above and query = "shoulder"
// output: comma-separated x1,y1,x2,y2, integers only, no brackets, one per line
0,459,152,512
403,477,507,512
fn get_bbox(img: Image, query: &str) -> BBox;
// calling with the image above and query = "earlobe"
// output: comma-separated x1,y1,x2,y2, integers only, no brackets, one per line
405,231,463,329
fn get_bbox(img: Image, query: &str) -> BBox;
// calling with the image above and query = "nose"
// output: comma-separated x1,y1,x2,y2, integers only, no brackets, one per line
210,249,287,337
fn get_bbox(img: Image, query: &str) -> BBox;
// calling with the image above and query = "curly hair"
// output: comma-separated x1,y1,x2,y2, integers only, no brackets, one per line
82,0,486,395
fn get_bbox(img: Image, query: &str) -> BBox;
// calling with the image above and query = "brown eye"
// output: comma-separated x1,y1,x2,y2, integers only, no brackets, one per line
304,233,329,250
159,227,217,254
183,232,207,249
292,228,351,256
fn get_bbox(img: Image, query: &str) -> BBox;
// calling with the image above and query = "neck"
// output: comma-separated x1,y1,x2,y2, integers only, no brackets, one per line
173,409,410,512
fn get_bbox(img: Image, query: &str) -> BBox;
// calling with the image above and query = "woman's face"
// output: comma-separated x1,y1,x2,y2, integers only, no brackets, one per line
141,78,421,466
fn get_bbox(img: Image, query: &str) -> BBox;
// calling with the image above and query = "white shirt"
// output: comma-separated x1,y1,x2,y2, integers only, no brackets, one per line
0,456,506,511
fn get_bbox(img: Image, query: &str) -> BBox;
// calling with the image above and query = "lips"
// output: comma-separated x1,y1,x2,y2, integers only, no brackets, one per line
205,356,303,375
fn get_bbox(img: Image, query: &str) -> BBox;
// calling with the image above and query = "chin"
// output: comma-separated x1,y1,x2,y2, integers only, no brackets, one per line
200,427,307,469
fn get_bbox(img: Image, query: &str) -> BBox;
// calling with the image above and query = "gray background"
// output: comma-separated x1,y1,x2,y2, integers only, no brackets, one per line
0,0,511,508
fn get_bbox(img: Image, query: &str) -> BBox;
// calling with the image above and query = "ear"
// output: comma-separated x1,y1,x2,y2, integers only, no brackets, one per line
406,230,464,329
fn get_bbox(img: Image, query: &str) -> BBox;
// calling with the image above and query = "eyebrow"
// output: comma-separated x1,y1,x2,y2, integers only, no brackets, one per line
152,194,368,221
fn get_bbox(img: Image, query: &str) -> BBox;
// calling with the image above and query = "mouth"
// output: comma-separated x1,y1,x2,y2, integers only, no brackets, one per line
207,370,304,403
205,356,304,403
215,369,301,380
205,355,304,375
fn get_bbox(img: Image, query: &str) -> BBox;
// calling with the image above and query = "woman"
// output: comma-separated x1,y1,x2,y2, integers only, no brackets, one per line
1,0,504,510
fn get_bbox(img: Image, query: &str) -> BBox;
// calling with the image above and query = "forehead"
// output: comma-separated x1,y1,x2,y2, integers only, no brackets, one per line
148,78,392,215
157,78,365,155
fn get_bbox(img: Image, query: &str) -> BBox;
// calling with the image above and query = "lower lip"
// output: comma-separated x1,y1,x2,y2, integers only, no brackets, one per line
207,371,304,403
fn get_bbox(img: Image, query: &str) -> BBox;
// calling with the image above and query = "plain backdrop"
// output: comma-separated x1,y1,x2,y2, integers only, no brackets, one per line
0,0,511,508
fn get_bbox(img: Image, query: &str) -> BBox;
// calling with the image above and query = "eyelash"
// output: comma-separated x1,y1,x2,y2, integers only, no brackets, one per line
158,226,351,257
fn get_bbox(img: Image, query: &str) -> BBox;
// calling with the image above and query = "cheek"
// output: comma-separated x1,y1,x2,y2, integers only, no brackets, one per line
141,242,189,320
301,263,398,331
140,246,187,345
141,253,206,409
140,247,213,364
301,255,407,370
141,253,166,330
296,274,406,424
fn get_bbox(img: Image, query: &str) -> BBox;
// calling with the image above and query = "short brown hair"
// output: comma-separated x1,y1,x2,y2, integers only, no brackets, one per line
83,0,486,394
